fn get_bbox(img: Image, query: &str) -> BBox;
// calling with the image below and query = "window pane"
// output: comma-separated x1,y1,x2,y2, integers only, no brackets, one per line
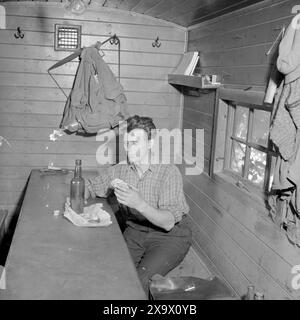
247,148,266,187
251,109,270,147
233,106,249,140
230,140,246,174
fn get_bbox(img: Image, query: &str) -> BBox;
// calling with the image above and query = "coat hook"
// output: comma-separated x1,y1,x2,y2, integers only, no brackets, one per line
14,27,24,39
152,36,161,48
109,34,120,46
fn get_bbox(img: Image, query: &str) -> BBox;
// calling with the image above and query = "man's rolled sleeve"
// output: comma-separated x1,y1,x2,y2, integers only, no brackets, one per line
86,166,115,198
158,165,189,223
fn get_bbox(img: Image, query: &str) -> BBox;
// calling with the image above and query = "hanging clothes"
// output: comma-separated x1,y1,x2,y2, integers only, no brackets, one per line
60,46,130,134
268,13,300,246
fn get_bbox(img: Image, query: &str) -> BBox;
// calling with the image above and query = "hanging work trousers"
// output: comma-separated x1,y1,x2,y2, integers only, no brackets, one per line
60,47,130,134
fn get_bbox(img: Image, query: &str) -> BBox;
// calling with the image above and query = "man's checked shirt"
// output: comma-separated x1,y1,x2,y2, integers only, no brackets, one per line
86,162,189,225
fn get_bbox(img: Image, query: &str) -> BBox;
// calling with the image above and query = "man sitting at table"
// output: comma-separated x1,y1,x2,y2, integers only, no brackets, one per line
85,115,192,296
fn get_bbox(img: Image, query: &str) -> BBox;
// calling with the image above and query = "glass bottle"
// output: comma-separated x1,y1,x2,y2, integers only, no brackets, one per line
245,285,255,300
70,159,85,214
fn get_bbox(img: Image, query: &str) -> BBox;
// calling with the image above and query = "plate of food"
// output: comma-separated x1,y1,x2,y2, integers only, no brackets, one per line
64,201,112,227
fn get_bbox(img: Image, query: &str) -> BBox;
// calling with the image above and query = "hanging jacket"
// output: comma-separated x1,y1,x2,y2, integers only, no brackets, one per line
270,80,297,161
277,13,300,84
60,46,130,134
268,14,300,246
287,133,300,214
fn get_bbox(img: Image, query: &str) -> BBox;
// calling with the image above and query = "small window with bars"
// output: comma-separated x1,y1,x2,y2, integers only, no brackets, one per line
54,24,81,51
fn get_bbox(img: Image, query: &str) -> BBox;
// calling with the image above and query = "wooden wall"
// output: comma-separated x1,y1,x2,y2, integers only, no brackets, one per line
180,164,300,300
181,0,300,299
0,3,186,216
182,89,218,175
188,0,300,91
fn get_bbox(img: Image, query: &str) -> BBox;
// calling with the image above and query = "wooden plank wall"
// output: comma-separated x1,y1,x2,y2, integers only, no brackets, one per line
180,0,300,299
0,3,186,216
188,0,300,91
182,89,217,175
179,168,300,300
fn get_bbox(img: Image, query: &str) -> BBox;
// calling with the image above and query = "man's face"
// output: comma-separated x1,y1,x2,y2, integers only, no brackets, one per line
124,129,152,164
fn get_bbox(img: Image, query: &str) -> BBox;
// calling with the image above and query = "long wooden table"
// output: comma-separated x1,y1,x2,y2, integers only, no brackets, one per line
0,169,146,300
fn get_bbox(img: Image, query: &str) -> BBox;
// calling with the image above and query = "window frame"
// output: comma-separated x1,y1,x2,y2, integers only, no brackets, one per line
222,101,277,196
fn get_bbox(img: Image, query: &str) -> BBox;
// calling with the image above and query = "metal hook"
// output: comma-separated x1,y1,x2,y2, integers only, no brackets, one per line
152,36,161,48
14,27,24,39
109,34,120,46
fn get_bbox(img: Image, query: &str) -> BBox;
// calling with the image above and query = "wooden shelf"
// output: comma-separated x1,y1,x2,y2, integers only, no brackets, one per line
168,74,221,89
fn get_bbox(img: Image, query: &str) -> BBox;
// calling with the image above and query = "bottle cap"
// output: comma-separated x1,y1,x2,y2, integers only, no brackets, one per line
75,159,82,165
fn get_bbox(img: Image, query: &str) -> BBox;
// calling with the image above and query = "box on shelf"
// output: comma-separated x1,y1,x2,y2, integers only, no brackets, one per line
195,74,220,87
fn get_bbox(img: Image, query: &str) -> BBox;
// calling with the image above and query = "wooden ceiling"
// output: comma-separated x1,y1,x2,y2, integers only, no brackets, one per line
1,0,266,27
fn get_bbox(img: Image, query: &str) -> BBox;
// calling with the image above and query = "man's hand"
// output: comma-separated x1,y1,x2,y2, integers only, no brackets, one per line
114,185,145,211
114,183,175,231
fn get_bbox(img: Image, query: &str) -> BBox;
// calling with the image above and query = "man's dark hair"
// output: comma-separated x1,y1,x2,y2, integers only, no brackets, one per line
126,115,156,140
